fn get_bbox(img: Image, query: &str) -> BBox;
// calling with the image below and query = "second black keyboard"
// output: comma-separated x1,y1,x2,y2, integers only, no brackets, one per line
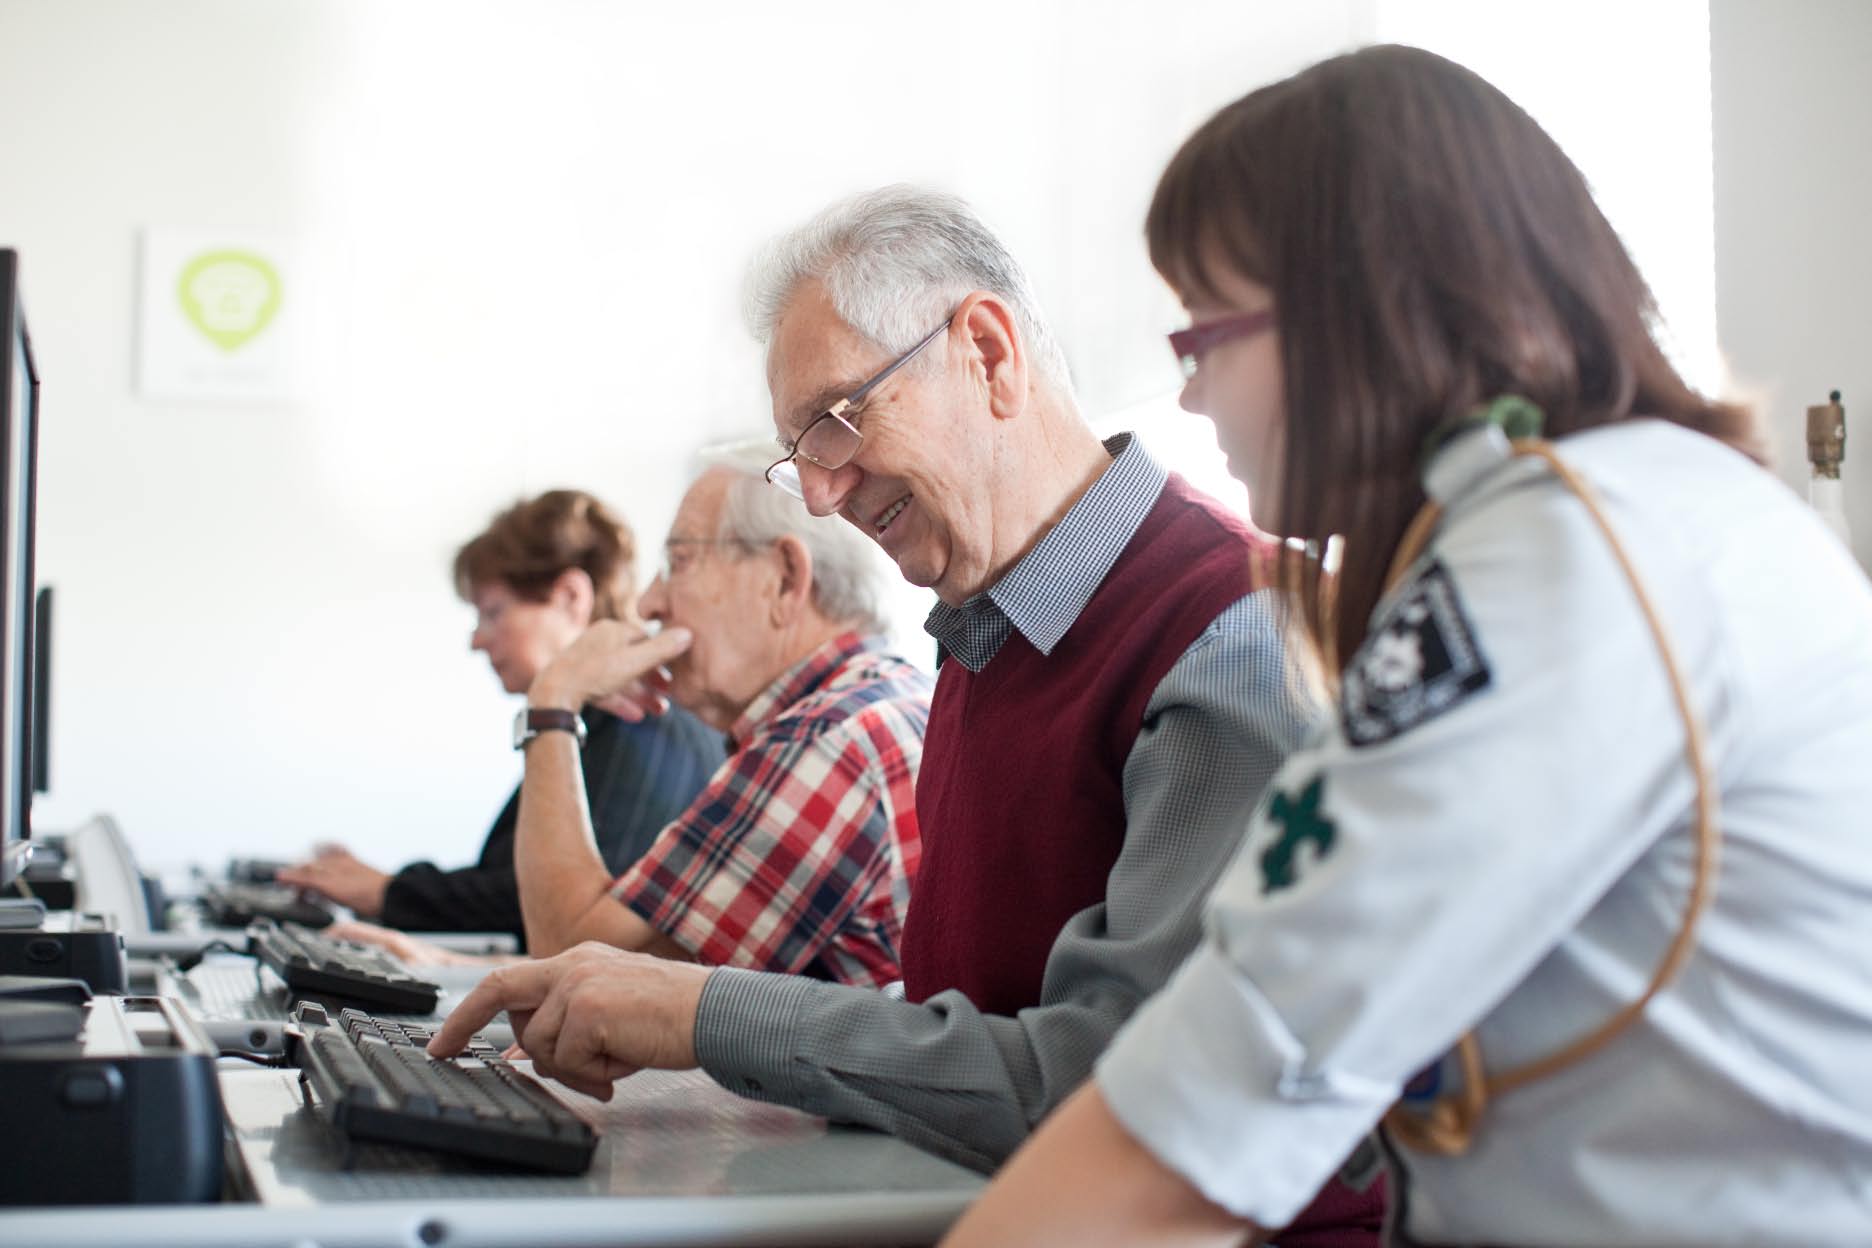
200,880,334,929
289,1002,598,1174
250,919,440,1014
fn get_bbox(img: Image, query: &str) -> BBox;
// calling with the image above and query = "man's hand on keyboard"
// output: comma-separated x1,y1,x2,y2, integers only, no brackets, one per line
427,941,709,1101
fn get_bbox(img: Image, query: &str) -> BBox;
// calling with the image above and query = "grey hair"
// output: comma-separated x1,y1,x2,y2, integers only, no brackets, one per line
699,443,893,634
745,184,1072,390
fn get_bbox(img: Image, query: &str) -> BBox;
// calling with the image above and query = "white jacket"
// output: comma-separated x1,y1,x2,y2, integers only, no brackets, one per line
1098,419,1872,1246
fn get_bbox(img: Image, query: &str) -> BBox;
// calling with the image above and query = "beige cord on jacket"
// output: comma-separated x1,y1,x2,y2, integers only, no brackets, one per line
1379,436,1721,1157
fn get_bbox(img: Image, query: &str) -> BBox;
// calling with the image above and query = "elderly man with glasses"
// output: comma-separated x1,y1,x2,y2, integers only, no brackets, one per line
432,187,1380,1242
417,454,936,990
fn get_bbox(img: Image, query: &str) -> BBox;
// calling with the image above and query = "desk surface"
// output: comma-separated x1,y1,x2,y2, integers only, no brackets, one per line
10,837,983,1244
7,1064,983,1247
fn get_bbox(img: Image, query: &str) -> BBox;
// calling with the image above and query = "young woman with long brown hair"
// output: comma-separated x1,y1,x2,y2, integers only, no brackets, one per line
945,44,1872,1247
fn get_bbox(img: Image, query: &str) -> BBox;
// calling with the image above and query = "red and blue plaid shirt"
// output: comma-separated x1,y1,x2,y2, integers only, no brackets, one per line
610,632,931,989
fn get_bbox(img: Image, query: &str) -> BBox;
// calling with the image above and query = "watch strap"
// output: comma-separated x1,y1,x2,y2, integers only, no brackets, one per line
514,706,586,749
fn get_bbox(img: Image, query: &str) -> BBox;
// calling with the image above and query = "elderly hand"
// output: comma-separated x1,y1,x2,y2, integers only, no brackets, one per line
276,847,392,917
528,621,693,720
324,920,491,968
426,942,710,1101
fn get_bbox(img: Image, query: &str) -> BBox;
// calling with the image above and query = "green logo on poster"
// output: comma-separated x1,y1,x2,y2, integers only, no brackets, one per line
176,250,281,352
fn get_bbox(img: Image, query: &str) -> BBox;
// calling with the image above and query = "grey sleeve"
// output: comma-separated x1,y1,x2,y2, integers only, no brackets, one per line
693,590,1314,1172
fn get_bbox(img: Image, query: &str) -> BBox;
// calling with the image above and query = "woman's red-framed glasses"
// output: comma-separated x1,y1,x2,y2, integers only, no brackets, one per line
1168,309,1276,379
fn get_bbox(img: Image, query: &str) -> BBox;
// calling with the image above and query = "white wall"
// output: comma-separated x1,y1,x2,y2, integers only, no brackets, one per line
1711,0,1872,568
1372,0,1722,395
0,0,1787,880
0,0,1365,873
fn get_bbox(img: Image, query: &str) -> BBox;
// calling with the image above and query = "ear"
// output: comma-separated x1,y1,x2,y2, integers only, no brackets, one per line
956,292,1028,423
549,566,596,625
767,535,816,625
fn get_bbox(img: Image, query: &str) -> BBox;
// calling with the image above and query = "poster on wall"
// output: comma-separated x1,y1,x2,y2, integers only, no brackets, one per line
138,229,300,402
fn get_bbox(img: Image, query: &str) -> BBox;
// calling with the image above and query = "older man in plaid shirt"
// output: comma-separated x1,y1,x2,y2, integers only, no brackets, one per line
502,455,930,989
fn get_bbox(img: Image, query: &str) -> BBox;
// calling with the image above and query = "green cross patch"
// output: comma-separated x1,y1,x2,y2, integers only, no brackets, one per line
1260,775,1336,895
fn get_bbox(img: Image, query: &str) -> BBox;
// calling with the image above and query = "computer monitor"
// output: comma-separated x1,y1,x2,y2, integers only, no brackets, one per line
69,814,150,935
0,250,39,891
32,585,50,794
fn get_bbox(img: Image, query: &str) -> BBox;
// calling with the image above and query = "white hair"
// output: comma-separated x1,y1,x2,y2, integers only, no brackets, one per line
698,442,893,634
744,184,1072,390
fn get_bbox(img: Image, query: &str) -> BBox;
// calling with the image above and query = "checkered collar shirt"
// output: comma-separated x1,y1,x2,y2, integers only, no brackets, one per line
926,432,1168,674
612,627,931,988
726,630,889,753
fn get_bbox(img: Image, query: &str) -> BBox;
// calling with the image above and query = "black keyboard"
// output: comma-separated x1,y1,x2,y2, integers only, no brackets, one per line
250,920,440,1014
225,857,293,884
200,880,334,929
288,1002,597,1174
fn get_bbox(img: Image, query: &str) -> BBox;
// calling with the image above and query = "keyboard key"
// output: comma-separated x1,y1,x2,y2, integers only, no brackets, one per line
308,1029,382,1108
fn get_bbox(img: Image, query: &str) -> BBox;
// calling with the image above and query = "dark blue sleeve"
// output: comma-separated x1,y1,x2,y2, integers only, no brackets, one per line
380,785,526,938
580,706,725,876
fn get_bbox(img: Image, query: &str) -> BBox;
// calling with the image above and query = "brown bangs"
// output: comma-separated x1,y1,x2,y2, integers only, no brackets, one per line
453,489,637,622
452,531,556,605
1146,98,1273,302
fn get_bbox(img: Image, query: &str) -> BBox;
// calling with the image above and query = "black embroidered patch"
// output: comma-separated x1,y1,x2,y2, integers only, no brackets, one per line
1341,561,1491,747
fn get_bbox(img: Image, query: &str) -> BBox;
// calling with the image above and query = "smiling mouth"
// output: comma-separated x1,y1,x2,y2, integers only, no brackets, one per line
873,495,912,536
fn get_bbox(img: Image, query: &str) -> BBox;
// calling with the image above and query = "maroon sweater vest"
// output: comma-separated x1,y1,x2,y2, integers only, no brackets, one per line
902,472,1387,1247
902,471,1271,1013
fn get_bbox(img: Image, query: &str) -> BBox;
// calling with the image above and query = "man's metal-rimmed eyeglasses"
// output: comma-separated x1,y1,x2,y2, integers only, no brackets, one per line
656,537,752,583
1168,309,1276,379
764,317,951,500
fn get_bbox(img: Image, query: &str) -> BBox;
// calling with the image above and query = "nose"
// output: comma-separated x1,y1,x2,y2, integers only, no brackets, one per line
639,575,669,623
798,459,861,519
470,623,491,652
1177,373,1207,417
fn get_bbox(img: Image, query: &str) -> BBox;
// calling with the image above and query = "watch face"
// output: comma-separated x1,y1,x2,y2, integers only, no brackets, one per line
512,708,533,749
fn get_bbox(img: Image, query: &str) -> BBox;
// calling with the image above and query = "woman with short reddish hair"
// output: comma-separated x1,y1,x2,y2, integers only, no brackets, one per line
278,489,719,948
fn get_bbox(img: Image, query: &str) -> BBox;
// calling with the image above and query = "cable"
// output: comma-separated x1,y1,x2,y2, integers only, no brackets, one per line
218,1049,289,1068
172,938,249,974
1381,420,1720,1157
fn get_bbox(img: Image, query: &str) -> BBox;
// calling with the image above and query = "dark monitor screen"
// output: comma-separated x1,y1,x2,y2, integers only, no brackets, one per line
0,250,38,890
33,586,51,795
